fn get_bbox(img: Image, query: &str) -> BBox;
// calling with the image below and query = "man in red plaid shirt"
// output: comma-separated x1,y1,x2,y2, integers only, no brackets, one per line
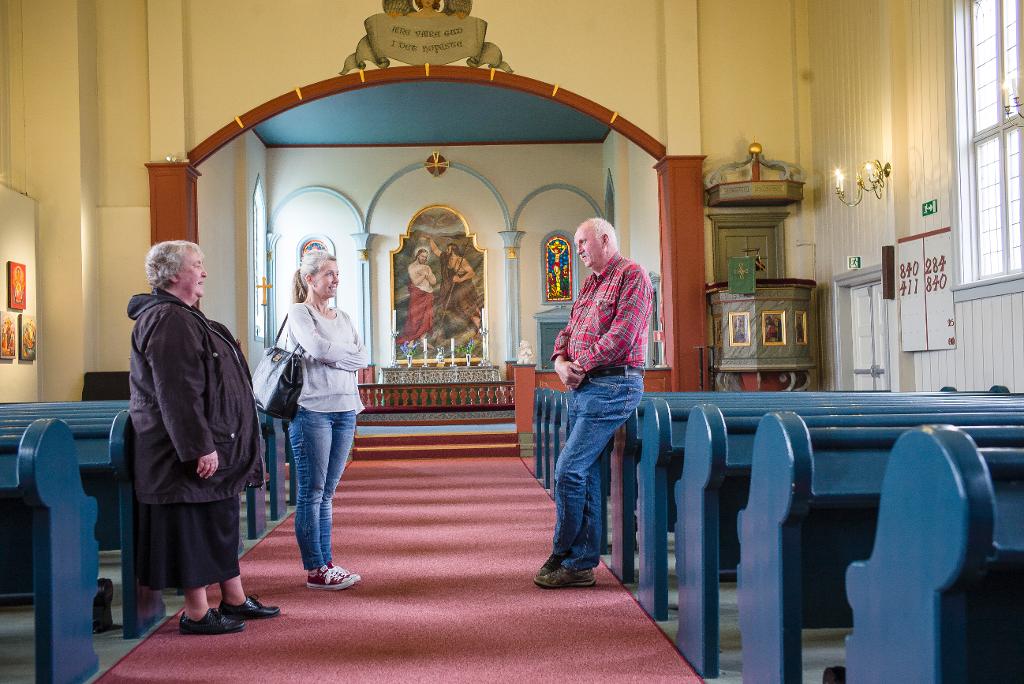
534,218,653,589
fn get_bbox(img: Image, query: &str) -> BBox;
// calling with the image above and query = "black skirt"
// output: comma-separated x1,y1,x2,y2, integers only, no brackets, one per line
137,497,240,590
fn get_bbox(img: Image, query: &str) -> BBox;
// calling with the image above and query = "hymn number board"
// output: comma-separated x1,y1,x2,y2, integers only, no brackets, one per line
897,227,955,352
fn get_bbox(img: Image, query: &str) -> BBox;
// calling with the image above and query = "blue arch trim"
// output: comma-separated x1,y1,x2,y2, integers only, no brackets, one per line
365,161,511,231
512,184,604,228
270,185,365,232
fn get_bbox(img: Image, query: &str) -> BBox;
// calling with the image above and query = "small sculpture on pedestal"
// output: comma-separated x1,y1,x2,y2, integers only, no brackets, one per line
516,340,535,365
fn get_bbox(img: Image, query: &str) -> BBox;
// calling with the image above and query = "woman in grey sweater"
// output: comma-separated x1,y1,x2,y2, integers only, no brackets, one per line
287,250,370,589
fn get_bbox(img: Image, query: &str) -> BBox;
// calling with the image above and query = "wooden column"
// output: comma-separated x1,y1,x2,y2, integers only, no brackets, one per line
145,162,199,244
656,155,707,391
511,363,538,434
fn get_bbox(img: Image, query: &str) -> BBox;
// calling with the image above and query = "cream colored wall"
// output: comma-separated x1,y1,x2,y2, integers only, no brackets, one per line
254,143,607,365
180,0,695,155
0,186,39,401
697,0,816,283
197,136,244,337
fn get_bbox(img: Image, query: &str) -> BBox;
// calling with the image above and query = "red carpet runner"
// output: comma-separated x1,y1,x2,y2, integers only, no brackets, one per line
101,457,701,682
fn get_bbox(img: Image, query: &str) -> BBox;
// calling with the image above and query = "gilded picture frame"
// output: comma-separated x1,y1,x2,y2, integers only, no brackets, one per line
794,310,808,345
728,311,751,347
761,310,787,346
390,205,487,365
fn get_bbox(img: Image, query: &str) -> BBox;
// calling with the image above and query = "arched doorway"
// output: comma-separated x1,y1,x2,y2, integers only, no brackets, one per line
147,65,705,391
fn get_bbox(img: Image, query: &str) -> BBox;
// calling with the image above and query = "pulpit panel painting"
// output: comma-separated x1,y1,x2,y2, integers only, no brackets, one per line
544,235,573,303
392,205,486,360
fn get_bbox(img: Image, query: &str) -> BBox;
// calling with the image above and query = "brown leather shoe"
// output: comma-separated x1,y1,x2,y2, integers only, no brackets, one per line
534,551,570,581
534,566,596,589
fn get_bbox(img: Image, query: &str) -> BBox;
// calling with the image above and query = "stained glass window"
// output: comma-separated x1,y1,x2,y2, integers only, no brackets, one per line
301,238,330,256
544,236,573,303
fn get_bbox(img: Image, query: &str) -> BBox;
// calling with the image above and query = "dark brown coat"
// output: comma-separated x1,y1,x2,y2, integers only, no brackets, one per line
128,290,264,504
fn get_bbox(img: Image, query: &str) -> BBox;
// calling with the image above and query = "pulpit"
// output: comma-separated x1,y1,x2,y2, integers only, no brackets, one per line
707,279,817,391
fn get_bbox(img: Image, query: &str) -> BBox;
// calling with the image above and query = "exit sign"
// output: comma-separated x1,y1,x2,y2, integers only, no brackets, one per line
922,199,938,216
848,256,862,269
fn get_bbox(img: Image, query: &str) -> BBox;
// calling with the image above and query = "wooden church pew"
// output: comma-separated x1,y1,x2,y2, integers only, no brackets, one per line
634,392,1024,621
845,425,1024,682
607,389,1024,584
736,415,1024,683
0,419,99,684
677,404,1024,677
0,409,166,640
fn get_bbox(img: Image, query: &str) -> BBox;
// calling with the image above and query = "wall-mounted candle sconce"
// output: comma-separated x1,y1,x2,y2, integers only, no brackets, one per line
834,160,891,207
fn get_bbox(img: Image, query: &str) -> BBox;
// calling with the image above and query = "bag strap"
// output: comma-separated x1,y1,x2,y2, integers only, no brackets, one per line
273,314,305,354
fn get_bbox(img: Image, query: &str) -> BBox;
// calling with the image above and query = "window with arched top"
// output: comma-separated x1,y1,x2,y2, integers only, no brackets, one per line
542,233,574,304
252,176,267,341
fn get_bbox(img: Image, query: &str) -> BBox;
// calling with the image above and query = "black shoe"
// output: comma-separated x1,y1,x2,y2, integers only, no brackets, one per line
179,608,245,635
219,595,281,620
535,551,570,580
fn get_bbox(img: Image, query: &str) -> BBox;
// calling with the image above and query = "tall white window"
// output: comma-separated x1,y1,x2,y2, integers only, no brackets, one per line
252,177,267,341
961,0,1024,281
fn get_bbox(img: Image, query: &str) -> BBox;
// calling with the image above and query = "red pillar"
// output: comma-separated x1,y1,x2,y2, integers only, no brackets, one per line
146,162,200,244
655,155,707,391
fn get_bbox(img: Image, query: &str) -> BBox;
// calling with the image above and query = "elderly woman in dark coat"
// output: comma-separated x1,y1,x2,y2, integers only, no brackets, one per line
128,240,279,635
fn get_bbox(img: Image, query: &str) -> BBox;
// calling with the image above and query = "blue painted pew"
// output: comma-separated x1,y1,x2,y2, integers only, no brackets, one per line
260,413,288,522
0,420,99,684
0,410,166,639
737,415,1024,683
608,390,1024,585
1,401,271,541
534,389,554,486
845,426,1024,682
635,393,1024,621
532,388,547,479
678,404,1024,677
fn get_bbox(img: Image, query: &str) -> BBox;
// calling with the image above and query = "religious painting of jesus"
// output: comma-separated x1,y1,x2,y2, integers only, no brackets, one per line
7,261,26,311
391,205,486,362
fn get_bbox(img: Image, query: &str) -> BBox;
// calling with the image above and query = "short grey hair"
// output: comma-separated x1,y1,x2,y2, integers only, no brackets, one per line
579,217,619,250
145,241,204,289
292,249,338,303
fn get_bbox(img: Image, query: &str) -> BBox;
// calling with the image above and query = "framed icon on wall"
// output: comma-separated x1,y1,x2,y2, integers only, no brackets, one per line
728,311,750,347
7,261,26,310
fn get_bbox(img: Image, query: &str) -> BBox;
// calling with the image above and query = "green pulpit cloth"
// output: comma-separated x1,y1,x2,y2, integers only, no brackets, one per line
728,256,756,294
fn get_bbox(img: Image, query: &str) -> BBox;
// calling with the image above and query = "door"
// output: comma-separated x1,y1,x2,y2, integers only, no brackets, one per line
849,283,889,390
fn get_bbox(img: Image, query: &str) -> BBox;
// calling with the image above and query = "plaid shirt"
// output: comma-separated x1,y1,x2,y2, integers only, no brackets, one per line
551,254,653,371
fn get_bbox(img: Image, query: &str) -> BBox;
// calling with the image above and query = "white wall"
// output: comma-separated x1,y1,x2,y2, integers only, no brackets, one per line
255,142,615,365
0,186,39,401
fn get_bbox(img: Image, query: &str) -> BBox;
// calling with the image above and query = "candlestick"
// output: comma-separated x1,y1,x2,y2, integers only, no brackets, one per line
392,309,397,330
422,336,428,362
450,337,455,366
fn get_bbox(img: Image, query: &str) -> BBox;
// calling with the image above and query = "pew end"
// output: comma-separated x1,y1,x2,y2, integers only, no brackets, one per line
845,426,1024,682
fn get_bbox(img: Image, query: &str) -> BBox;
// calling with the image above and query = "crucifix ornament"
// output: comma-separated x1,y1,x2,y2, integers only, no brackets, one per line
256,276,273,305
425,151,449,177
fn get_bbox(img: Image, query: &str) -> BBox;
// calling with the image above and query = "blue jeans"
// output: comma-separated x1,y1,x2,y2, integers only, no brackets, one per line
288,407,357,570
552,374,644,570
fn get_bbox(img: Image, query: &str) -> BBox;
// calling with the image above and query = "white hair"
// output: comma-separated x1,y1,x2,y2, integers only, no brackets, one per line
578,217,619,250
145,241,203,289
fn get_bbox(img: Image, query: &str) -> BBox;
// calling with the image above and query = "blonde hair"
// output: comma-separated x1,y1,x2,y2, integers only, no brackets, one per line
292,250,338,303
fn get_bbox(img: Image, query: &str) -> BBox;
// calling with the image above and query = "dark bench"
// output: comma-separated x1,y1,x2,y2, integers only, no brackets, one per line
844,425,1024,682
0,407,166,639
678,403,1024,677
634,392,1024,621
0,419,99,683
737,415,1024,683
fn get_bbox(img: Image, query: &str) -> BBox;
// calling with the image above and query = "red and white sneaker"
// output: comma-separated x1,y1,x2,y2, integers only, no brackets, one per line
306,565,358,590
327,561,361,585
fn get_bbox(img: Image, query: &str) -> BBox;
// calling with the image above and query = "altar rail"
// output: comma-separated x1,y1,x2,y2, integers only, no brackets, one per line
358,382,515,411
